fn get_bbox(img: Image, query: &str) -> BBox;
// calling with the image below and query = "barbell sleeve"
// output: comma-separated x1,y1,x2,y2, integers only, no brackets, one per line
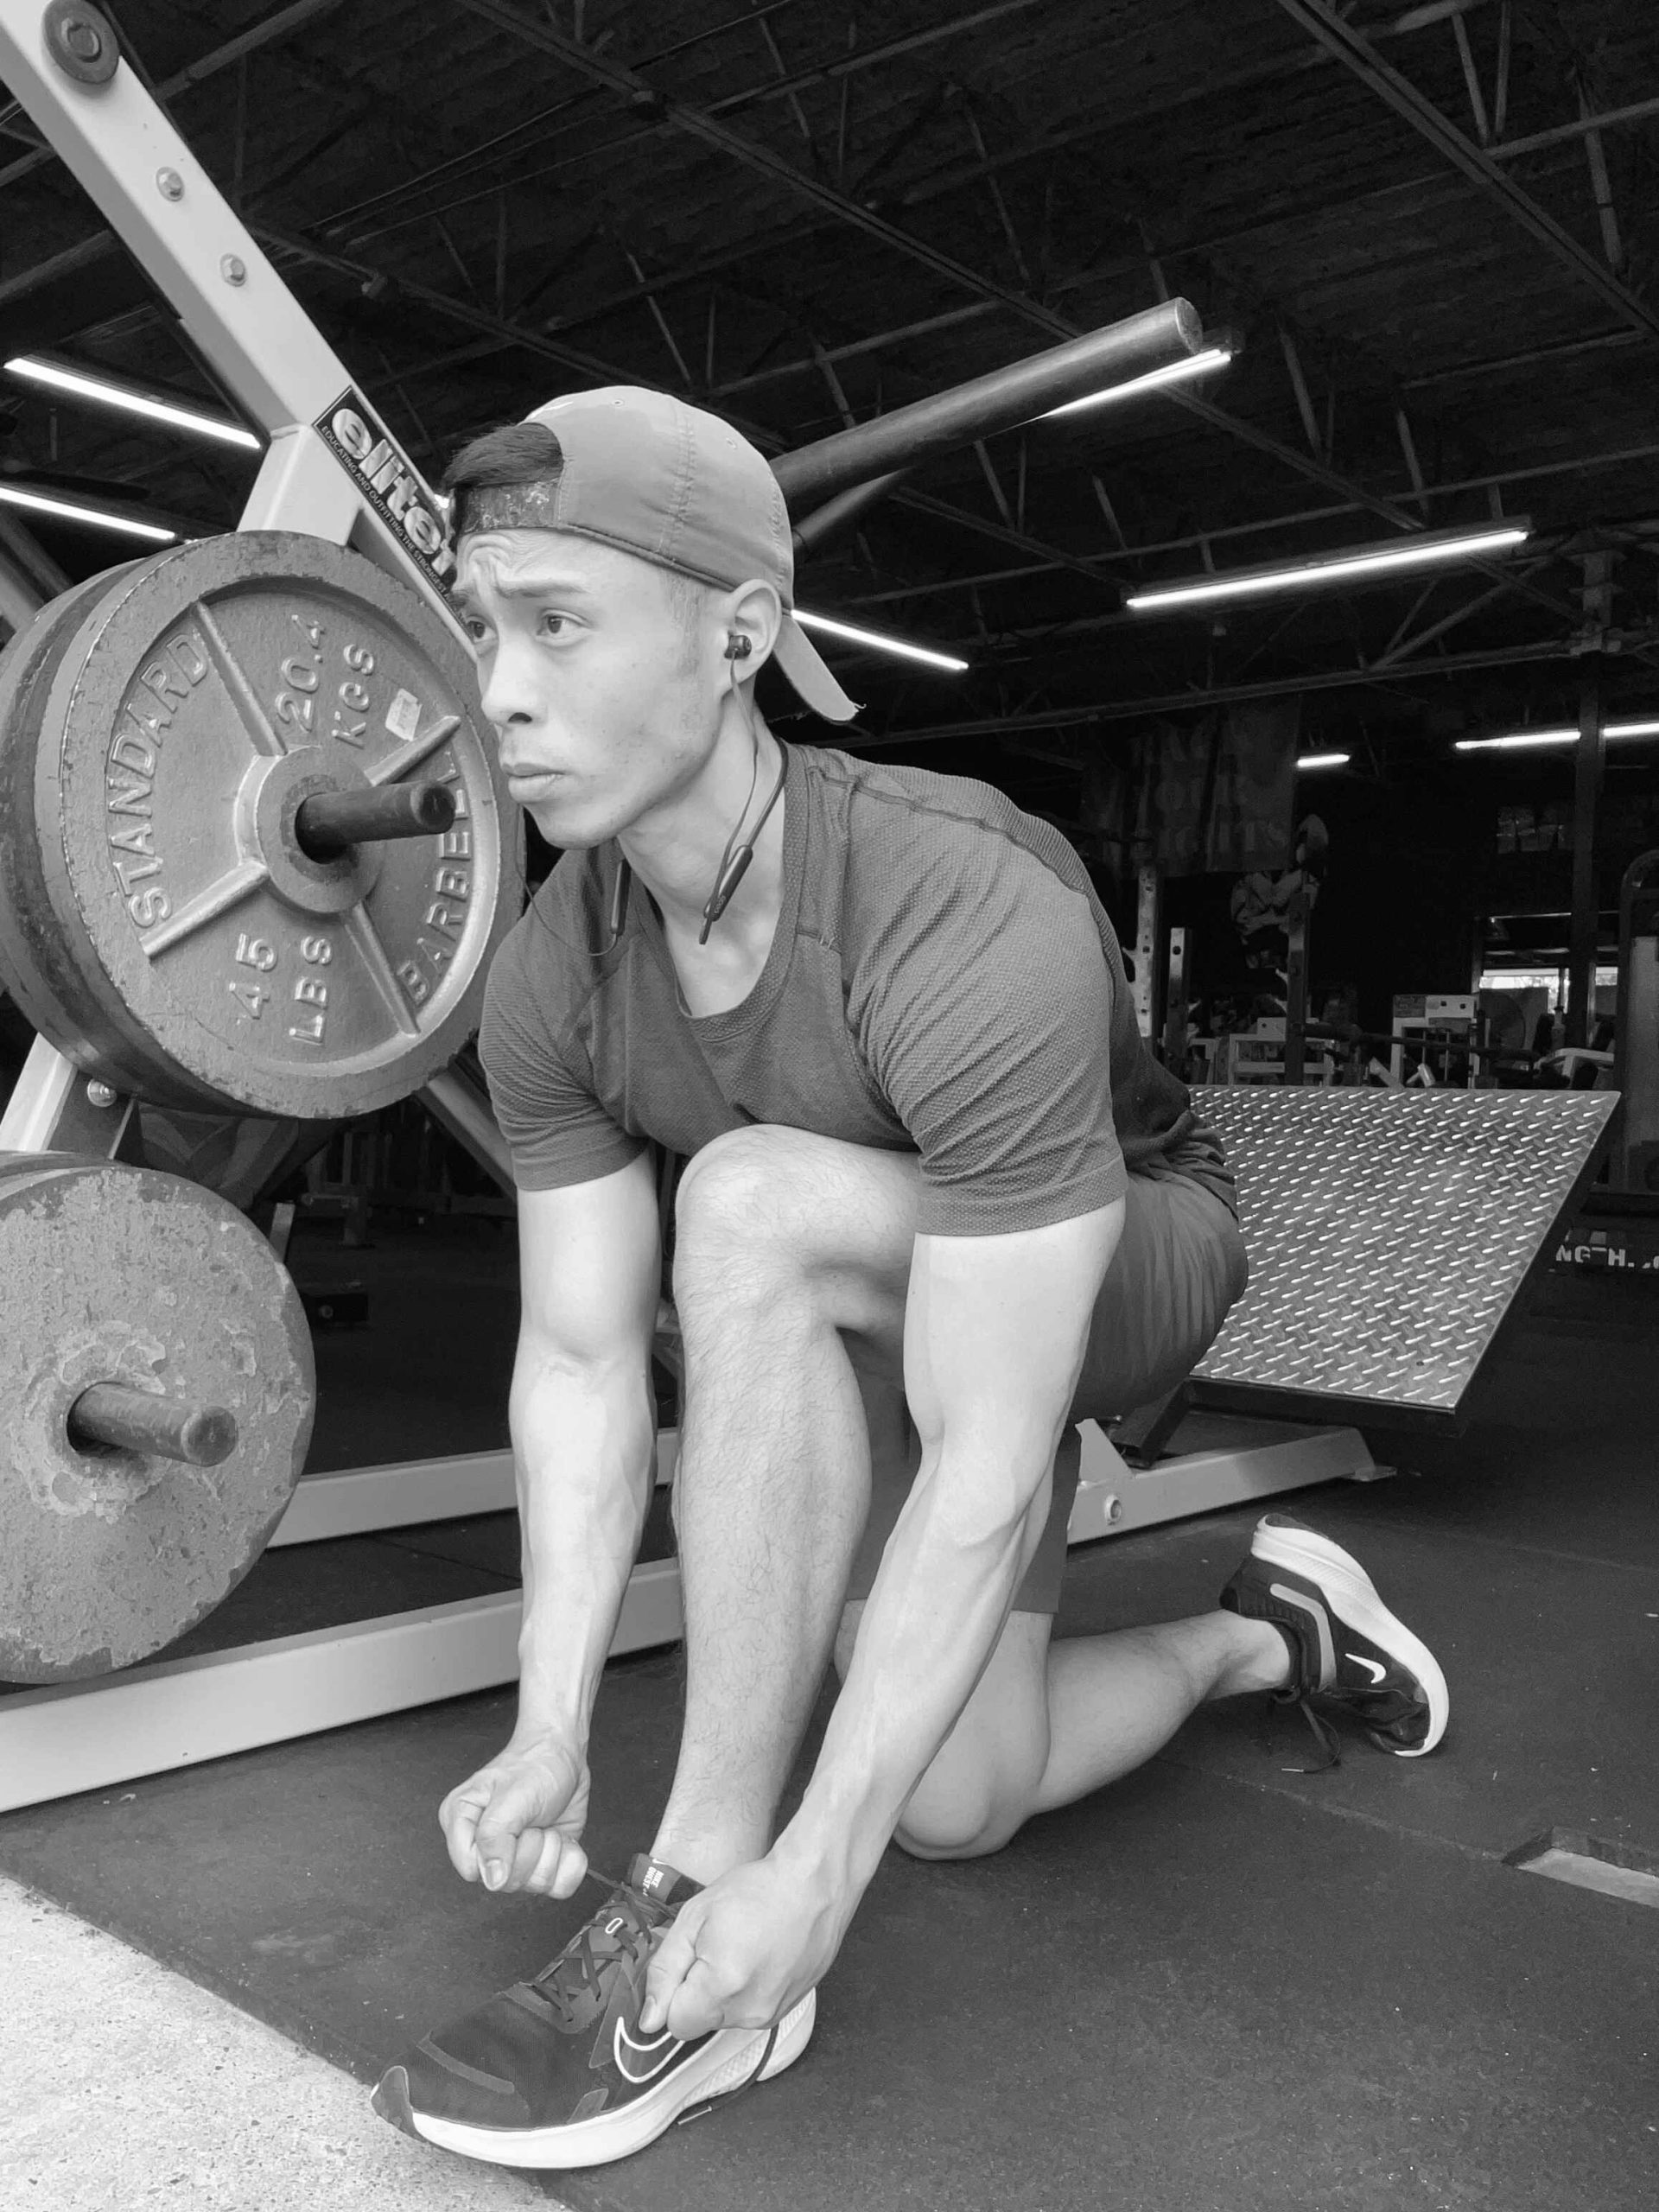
294,780,455,857
67,1382,239,1467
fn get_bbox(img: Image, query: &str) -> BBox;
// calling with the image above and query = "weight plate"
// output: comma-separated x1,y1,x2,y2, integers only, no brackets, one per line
0,532,522,1118
0,569,143,1060
0,1151,315,1682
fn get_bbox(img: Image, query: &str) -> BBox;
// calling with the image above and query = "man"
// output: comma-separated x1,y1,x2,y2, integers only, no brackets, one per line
372,387,1447,2172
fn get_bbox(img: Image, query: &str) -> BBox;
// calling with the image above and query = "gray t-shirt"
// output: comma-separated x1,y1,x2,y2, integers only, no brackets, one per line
479,742,1231,1236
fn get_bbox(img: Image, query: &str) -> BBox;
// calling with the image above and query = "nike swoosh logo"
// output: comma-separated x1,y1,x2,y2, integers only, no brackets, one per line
1347,1653,1388,1685
613,2017,685,2085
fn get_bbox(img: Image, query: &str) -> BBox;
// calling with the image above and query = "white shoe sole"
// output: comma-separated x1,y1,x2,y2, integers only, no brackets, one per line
1251,1520,1450,1756
403,1988,817,2170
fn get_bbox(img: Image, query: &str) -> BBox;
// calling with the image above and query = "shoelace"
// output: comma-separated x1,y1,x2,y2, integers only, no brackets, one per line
1283,1695,1342,1773
675,2024,780,2130
524,1863,657,2033
526,1861,783,2126
1280,1683,1427,1773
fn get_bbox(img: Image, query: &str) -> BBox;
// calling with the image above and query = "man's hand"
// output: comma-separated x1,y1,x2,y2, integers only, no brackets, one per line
439,1733,592,1898
639,1854,849,2040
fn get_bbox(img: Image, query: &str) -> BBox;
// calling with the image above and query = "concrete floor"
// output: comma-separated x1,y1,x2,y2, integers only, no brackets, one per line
0,1873,561,2212
3,1224,1656,2210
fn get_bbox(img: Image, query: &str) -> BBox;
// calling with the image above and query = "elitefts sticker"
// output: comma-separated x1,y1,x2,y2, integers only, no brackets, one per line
314,390,456,597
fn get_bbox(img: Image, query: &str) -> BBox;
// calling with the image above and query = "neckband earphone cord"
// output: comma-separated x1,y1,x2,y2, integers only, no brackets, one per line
696,682,787,945
603,638,787,952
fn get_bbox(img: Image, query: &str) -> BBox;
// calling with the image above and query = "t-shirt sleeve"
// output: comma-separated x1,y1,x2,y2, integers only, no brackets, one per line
857,839,1125,1236
477,925,645,1193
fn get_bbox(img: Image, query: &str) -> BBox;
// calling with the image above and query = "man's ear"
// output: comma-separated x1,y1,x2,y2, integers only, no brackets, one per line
723,579,783,675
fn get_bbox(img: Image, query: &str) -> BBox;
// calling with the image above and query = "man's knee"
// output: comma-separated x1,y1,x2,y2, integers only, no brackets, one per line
893,1783,1026,1862
675,1124,804,1246
673,1126,917,1331
870,1608,1052,1863
672,1128,826,1309
891,1669,1050,1861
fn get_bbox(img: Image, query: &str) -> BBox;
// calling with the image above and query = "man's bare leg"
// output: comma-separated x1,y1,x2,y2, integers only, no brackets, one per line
835,1579,1290,1860
652,1122,1287,1882
649,1128,918,1886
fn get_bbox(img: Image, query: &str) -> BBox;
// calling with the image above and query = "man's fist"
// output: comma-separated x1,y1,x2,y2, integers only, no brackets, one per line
439,1734,592,1897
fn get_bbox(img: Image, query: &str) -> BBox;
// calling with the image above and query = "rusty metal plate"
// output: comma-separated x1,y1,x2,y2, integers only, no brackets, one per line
0,534,522,1118
1193,1088,1618,1419
0,1151,315,1682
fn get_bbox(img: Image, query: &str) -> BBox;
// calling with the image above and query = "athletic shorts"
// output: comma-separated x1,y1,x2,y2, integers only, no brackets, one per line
842,1166,1249,1618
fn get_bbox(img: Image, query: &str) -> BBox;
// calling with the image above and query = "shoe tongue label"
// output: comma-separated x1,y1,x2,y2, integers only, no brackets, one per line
628,1853,697,1904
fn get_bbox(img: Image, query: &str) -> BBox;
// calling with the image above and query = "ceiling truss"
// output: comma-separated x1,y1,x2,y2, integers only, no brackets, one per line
3,0,1657,754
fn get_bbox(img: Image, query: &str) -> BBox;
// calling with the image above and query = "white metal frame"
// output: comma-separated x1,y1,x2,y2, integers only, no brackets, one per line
0,0,1382,1811
0,1414,1381,1814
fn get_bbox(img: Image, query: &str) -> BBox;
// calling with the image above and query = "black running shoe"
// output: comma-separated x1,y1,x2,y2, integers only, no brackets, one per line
1220,1513,1449,1770
372,1854,816,2169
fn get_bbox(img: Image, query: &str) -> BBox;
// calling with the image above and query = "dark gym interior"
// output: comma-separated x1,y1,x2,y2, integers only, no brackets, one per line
3,4,1657,2209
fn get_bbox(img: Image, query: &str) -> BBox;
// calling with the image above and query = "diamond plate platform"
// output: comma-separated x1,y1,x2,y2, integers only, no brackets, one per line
1192,1088,1618,1426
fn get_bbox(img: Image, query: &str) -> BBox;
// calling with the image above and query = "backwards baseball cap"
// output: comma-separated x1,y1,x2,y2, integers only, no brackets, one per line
451,386,859,724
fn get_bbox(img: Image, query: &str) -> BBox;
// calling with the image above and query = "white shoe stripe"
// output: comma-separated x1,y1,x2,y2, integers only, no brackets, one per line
1269,1582,1335,1688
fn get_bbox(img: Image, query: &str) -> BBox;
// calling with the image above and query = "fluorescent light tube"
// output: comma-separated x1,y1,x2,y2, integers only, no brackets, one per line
1040,345,1233,420
796,608,969,673
1454,728,1573,752
6,355,261,450
1455,718,1659,752
0,483,176,541
1295,752,1351,771
1128,522,1531,612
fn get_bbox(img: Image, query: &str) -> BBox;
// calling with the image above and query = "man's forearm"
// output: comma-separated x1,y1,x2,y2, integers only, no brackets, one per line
772,1433,1052,1897
510,1365,657,1747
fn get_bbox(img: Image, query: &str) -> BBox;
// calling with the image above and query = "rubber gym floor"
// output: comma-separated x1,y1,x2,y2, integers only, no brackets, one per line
2,1218,1656,2212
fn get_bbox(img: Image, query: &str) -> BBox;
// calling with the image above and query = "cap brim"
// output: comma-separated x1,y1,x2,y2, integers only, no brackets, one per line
772,613,860,723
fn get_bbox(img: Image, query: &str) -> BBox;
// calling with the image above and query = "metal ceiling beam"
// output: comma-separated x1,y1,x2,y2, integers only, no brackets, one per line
709,303,1002,397
1366,558,1554,668
887,485,1114,582
844,434,1659,605
1402,325,1639,385
483,118,1573,374
833,4,1497,248
1488,91,1659,162
854,639,1576,746
1274,0,1659,342
337,47,1649,339
321,0,1039,241
450,0,1082,332
316,0,817,232
713,0,1046,123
